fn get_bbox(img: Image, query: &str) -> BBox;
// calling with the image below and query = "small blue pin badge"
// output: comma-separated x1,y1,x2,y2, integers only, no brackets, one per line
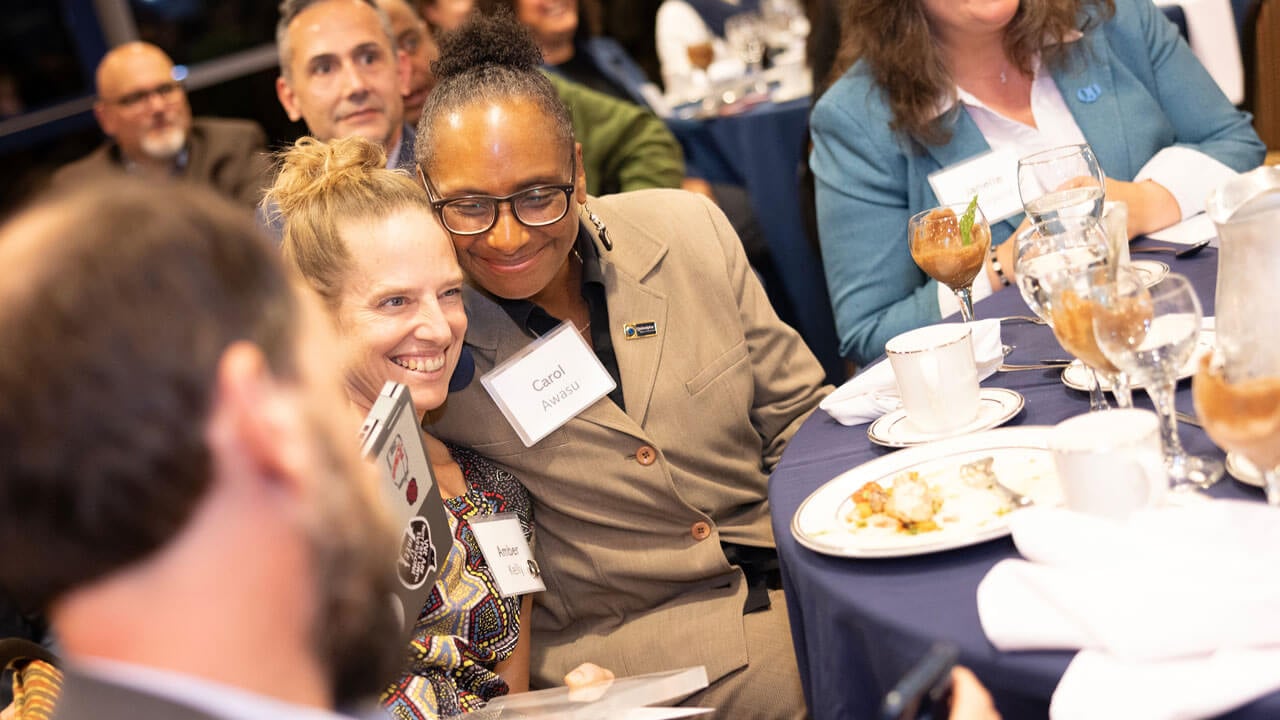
1076,83,1102,104
623,321,658,340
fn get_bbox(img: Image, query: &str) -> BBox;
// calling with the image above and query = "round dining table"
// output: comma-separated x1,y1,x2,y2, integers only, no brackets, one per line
769,240,1280,719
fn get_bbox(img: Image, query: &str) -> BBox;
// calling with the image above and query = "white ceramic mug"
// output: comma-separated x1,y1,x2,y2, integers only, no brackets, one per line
1050,409,1167,521
885,324,980,434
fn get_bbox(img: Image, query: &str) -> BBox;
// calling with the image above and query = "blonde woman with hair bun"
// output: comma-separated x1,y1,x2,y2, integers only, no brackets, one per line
263,135,610,718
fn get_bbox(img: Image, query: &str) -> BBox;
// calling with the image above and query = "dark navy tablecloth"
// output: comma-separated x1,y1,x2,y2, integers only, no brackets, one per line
769,243,1280,719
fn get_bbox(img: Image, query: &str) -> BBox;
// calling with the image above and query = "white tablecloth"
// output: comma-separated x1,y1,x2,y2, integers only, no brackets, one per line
1154,0,1245,104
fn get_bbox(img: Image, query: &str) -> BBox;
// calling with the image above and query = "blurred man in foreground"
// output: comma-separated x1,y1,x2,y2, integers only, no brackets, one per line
52,42,270,208
0,178,404,719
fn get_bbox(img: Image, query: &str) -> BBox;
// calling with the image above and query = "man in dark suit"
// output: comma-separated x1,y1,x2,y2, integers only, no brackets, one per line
0,179,404,720
50,42,270,208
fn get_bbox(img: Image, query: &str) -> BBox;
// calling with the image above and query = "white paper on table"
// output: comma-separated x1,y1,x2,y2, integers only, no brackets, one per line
618,709,714,719
1146,212,1219,246
479,666,709,719
1152,0,1244,104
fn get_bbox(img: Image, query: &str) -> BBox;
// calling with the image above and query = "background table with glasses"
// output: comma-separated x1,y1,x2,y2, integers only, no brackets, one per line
768,242,1280,719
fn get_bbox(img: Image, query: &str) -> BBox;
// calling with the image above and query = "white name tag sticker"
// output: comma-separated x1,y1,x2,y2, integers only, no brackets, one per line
469,513,545,597
928,148,1023,223
480,321,616,447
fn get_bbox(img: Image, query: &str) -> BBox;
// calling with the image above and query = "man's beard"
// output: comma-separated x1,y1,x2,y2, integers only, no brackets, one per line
303,407,406,708
139,124,186,160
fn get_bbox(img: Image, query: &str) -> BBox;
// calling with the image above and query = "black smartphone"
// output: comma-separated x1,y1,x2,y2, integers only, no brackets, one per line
880,642,960,720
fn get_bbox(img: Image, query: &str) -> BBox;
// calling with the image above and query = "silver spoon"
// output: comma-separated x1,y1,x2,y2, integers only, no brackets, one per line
1130,238,1210,259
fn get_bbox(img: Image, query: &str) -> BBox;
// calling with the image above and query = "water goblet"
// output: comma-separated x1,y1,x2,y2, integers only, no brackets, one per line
908,200,992,322
1018,143,1106,225
724,12,768,97
1013,216,1131,411
1094,272,1223,489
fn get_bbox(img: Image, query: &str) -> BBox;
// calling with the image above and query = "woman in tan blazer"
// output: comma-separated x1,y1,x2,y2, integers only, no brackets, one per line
417,13,831,718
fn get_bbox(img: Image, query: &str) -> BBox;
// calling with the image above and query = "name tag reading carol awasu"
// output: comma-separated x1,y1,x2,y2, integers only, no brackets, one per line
480,321,616,447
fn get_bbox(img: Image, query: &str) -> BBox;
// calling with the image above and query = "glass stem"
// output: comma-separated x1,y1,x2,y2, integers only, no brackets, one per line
1147,379,1187,459
955,286,975,322
1264,469,1280,507
1110,371,1133,409
1087,370,1111,412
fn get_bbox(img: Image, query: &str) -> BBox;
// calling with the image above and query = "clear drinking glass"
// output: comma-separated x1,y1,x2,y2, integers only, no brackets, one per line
724,12,767,97
1018,143,1107,225
908,201,992,322
1014,216,1132,411
1094,272,1223,489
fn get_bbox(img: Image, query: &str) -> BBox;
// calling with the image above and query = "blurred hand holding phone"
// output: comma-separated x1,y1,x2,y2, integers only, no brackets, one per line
882,644,1001,720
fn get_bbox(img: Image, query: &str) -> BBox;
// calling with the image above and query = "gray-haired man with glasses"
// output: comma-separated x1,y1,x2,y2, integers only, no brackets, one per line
51,42,271,208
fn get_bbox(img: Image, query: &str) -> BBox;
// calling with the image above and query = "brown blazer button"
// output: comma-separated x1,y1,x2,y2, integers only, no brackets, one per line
635,445,657,466
690,521,712,541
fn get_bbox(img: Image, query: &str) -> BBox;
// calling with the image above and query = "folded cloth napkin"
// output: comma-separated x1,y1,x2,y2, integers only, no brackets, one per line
976,501,1280,719
819,319,1005,426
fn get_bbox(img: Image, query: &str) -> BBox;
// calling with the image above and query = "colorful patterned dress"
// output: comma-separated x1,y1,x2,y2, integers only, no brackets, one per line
382,443,533,719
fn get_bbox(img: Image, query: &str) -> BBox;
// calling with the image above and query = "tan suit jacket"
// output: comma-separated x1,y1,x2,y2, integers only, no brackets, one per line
425,189,830,688
50,117,270,208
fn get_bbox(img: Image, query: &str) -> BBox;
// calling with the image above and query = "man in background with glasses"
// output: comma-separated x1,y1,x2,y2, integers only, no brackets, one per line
51,42,270,209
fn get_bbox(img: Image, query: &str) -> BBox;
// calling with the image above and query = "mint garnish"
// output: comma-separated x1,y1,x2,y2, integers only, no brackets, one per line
959,195,979,246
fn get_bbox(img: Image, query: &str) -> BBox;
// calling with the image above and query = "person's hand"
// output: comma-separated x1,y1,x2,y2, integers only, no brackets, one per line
680,177,717,201
948,666,1000,720
564,662,614,689
1104,177,1180,238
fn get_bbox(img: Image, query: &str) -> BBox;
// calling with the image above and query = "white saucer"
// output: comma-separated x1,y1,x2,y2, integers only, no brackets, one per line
867,388,1025,448
1227,452,1265,488
1130,259,1170,288
1060,327,1215,392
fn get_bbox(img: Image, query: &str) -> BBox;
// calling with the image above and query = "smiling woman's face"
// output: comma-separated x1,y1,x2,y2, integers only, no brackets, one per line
335,206,467,415
514,0,578,47
425,97,585,305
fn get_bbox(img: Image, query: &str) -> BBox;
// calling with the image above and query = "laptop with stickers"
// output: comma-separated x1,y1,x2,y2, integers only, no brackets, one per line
359,381,454,641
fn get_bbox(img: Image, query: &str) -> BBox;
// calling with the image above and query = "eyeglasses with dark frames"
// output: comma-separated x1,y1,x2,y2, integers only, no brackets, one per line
419,156,577,236
106,81,184,109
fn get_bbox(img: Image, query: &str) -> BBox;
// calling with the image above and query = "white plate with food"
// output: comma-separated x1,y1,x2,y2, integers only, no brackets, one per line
1130,259,1170,288
867,388,1024,448
1061,327,1215,392
791,427,1060,559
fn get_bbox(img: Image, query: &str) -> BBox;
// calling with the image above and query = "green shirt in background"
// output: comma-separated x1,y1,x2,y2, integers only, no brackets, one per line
545,72,685,196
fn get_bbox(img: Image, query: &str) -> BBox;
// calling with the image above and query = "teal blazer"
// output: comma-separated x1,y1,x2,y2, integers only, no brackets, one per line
811,0,1265,365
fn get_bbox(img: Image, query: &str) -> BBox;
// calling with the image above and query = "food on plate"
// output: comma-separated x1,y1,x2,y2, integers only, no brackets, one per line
843,471,944,534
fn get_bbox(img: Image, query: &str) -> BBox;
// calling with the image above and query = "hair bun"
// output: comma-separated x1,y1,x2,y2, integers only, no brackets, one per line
432,11,543,82
267,136,387,217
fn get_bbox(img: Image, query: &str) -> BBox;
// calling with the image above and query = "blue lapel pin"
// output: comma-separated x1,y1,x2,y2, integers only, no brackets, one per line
1076,83,1102,103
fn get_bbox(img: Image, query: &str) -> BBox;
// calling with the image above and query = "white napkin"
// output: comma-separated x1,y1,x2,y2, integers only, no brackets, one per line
976,502,1280,719
819,319,1005,426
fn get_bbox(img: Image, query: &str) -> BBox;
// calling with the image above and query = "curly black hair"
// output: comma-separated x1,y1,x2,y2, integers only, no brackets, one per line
415,10,574,174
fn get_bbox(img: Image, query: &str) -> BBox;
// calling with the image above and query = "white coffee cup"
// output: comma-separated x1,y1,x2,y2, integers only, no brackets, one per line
1050,409,1167,521
885,324,980,434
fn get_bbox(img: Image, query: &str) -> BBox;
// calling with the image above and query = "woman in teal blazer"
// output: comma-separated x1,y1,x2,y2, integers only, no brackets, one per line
811,0,1264,366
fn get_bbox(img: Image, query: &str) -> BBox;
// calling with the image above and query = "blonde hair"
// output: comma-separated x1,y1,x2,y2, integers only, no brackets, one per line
262,135,434,309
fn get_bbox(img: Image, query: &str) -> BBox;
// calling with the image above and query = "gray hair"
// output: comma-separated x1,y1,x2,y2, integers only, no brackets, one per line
276,0,396,81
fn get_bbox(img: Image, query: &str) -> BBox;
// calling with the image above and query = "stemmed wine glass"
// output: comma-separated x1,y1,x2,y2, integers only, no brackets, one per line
1018,143,1106,225
908,199,992,322
724,12,768,98
1094,272,1223,489
1192,328,1280,505
1015,216,1133,411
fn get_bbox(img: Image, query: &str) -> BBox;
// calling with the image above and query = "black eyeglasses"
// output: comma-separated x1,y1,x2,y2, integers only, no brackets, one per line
421,165,576,236
106,81,183,109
